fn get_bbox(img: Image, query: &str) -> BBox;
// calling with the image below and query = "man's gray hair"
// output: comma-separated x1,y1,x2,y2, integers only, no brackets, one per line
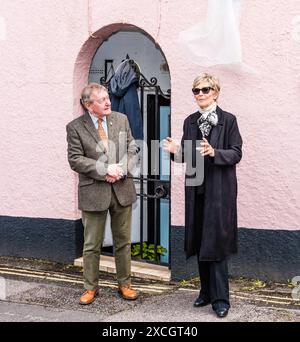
80,83,108,107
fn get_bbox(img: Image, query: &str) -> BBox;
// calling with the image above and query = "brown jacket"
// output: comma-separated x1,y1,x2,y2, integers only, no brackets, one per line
66,111,138,211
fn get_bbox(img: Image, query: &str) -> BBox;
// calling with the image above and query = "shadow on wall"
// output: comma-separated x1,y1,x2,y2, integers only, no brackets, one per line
170,227,300,282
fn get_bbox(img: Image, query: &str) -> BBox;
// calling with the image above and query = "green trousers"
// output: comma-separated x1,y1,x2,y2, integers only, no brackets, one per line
82,189,132,290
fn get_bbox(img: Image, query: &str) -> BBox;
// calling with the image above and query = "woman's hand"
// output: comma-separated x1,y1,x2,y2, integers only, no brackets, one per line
163,137,180,154
197,137,215,157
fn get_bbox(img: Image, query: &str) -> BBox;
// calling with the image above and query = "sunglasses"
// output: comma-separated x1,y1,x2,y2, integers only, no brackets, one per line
192,87,213,95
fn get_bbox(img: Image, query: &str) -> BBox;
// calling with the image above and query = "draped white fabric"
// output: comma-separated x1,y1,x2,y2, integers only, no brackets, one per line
0,17,6,41
178,0,244,67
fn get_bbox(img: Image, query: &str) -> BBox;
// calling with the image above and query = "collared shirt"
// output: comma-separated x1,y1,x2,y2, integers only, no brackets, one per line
88,112,108,136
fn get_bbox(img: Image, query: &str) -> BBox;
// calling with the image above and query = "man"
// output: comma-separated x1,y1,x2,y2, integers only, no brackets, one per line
66,83,139,304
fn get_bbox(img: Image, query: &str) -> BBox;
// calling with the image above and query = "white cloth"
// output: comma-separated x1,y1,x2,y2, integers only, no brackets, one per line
198,102,217,119
197,103,218,137
178,0,244,67
0,17,6,41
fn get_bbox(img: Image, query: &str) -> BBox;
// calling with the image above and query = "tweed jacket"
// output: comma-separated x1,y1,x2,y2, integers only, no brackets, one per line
66,111,138,211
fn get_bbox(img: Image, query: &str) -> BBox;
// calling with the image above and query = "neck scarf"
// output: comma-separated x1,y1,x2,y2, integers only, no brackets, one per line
197,102,218,137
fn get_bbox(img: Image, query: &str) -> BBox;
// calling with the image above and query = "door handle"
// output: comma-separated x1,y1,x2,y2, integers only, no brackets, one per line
142,184,169,199
154,184,168,199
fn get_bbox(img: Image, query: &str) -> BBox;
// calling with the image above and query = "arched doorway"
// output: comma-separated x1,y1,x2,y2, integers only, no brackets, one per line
74,24,171,265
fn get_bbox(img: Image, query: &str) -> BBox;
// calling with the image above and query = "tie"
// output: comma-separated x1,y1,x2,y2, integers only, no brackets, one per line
98,118,109,152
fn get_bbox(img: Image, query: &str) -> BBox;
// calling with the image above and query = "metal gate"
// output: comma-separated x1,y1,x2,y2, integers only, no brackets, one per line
99,59,171,266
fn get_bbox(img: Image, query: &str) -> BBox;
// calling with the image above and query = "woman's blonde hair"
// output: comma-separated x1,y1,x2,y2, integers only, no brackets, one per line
193,73,221,93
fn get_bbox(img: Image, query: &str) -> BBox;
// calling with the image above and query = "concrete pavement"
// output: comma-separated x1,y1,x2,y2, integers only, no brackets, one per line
0,257,299,322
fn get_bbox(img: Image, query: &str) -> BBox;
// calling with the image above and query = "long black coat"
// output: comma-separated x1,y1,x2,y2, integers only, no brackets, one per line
176,106,243,261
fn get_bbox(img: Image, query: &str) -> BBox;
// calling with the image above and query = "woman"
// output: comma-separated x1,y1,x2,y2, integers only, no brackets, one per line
164,74,242,318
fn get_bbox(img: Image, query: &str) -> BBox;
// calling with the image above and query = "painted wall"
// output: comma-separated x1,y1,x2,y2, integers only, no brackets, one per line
0,0,299,232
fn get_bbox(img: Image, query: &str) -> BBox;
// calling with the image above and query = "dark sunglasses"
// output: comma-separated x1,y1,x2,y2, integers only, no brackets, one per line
192,87,213,95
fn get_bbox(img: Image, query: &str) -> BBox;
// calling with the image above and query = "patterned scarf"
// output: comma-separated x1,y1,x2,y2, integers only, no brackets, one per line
197,104,218,137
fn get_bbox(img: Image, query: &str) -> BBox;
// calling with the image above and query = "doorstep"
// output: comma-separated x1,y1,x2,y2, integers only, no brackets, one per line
74,255,171,282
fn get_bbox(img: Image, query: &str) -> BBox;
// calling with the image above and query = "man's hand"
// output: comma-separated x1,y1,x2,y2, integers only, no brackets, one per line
106,163,124,183
107,163,124,178
105,175,119,183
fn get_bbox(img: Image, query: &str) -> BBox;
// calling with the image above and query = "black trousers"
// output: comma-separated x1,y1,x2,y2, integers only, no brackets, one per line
194,194,230,309
197,258,230,310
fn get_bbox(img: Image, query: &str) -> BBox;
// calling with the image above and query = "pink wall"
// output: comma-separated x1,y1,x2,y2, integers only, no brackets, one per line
0,0,299,230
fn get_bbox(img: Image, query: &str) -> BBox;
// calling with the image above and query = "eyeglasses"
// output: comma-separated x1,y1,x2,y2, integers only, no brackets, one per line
192,87,213,95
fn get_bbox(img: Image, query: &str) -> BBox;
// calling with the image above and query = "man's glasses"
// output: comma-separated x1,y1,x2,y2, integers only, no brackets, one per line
192,87,213,95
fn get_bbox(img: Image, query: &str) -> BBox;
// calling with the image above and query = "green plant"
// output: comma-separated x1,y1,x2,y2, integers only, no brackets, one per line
287,279,296,289
241,279,267,291
131,242,167,262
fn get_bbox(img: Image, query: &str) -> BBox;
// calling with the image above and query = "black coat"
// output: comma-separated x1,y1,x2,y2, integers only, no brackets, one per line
176,106,243,261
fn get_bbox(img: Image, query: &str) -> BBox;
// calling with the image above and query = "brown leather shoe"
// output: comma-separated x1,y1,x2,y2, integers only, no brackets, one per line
79,290,98,305
118,285,138,300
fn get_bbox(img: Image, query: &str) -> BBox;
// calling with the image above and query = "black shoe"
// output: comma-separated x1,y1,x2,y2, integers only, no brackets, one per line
193,296,210,307
214,307,229,318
